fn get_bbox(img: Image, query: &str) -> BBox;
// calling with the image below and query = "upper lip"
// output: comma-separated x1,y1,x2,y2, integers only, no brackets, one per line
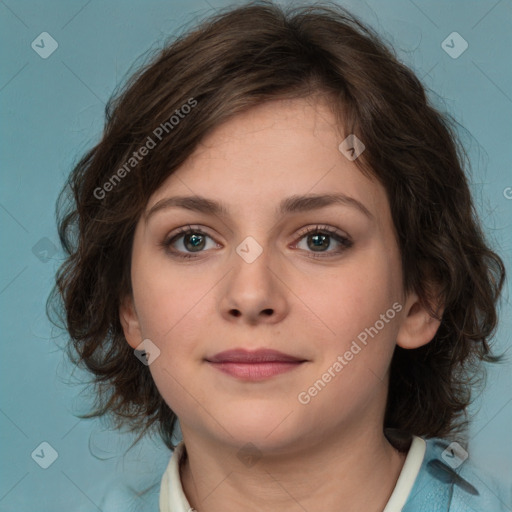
206,349,306,363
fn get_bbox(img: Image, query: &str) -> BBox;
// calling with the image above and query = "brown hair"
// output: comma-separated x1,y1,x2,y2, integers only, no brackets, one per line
48,0,505,451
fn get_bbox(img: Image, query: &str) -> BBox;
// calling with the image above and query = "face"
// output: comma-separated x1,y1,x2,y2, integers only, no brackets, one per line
120,96,431,454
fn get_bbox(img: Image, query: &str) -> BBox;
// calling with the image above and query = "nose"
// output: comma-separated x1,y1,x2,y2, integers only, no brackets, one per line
218,245,289,326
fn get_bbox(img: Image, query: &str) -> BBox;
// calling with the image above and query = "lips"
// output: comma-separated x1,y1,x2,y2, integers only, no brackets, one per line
205,349,307,381
206,348,305,364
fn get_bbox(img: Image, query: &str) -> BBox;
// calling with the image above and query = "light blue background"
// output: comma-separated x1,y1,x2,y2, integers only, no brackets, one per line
1,0,511,510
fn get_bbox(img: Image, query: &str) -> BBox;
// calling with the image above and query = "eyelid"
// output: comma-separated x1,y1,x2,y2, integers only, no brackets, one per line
291,224,353,258
294,224,352,243
162,224,217,247
163,223,350,243
161,223,353,259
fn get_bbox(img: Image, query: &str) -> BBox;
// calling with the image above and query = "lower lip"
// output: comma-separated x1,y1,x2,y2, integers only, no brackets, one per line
207,361,303,380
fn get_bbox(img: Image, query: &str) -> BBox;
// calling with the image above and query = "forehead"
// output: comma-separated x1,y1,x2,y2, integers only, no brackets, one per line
146,97,387,223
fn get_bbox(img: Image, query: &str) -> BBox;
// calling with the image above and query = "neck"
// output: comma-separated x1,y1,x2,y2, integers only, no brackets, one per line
179,426,407,512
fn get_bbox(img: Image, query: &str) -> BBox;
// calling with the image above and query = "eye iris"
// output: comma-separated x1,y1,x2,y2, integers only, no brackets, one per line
308,233,330,251
185,233,205,251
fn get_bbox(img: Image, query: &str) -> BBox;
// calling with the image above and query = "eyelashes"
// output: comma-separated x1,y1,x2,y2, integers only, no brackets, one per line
160,225,219,259
294,225,353,257
160,224,353,260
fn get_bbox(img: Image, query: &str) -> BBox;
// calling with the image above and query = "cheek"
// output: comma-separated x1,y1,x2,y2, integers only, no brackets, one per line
131,250,214,342
296,251,401,343
294,253,402,397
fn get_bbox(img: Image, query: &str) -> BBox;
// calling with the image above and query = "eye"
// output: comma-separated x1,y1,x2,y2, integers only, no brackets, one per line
160,224,353,260
293,225,353,258
160,225,219,259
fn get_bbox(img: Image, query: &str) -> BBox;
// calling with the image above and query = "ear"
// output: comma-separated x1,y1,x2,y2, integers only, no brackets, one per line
396,291,443,349
119,294,143,349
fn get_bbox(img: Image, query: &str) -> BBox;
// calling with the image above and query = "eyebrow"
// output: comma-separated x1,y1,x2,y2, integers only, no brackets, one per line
145,192,373,224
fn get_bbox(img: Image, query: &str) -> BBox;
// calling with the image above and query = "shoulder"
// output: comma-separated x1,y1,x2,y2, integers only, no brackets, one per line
403,437,511,511
99,478,160,512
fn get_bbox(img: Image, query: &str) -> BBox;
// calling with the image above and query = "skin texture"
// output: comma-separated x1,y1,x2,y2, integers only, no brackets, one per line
120,97,442,512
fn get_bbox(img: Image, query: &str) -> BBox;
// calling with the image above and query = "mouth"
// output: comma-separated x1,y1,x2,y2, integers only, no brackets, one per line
205,348,307,381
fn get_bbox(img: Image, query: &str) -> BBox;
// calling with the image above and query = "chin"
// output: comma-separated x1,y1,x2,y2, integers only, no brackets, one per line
215,411,305,451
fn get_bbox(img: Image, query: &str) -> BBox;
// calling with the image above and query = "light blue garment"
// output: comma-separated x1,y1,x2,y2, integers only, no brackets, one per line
403,438,511,511
99,480,160,512
100,437,511,511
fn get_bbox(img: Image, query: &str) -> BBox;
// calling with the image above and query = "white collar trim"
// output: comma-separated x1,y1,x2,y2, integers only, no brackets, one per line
159,441,190,512
382,435,427,512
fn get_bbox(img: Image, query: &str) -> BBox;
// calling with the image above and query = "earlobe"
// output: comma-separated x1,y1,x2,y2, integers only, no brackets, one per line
396,292,443,350
119,294,143,349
